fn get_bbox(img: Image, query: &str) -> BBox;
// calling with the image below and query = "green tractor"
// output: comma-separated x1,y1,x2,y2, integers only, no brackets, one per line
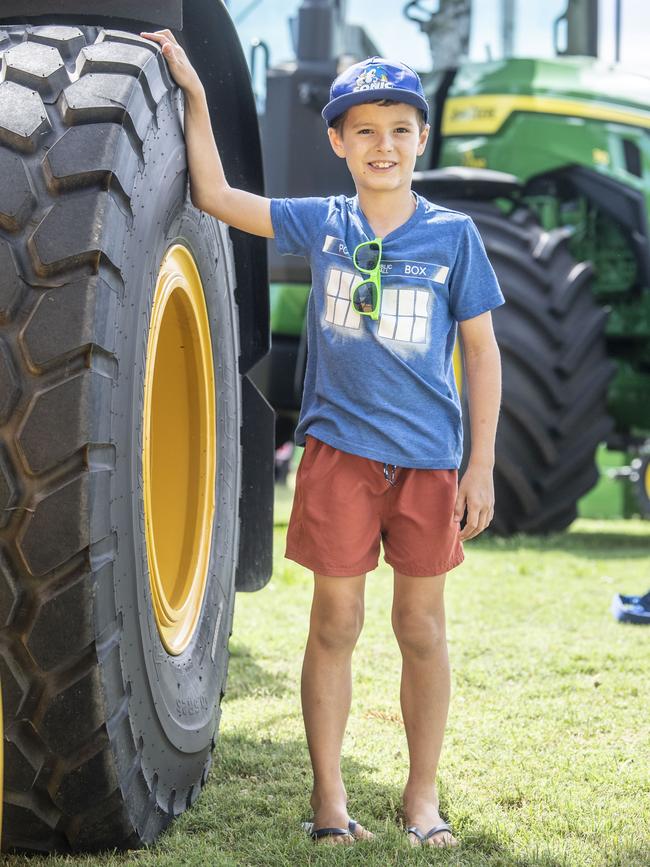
0,0,274,853
252,0,650,534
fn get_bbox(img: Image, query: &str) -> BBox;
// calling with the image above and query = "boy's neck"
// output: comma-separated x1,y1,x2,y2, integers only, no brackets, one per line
356,187,416,239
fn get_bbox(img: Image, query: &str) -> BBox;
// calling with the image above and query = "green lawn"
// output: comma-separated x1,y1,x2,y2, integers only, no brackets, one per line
6,489,650,866
577,446,639,520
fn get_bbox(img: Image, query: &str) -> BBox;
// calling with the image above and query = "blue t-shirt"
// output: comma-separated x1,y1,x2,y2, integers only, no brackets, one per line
270,193,505,469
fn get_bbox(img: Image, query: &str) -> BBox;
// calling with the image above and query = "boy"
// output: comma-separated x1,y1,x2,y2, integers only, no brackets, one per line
140,31,504,849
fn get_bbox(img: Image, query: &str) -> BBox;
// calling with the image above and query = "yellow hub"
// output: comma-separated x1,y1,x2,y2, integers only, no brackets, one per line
143,244,216,656
453,339,463,395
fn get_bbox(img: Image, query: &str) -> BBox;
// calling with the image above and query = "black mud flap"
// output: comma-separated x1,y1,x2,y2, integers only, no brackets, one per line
236,376,275,592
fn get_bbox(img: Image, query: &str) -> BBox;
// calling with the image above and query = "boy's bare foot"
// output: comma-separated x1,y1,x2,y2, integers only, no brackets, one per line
313,829,355,846
345,819,374,841
310,790,374,844
402,791,458,847
311,821,373,845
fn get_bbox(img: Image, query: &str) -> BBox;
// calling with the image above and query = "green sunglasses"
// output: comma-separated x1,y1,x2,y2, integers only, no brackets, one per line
352,237,383,321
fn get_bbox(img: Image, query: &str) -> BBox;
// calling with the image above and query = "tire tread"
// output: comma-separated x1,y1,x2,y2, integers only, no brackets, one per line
442,200,614,535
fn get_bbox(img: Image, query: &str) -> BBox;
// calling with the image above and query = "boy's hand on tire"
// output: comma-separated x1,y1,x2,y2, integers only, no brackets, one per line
454,464,495,541
140,30,203,96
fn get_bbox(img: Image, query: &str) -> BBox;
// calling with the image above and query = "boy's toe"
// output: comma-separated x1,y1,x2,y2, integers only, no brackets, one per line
406,823,458,848
429,829,457,847
309,819,374,844
348,819,374,841
313,829,355,845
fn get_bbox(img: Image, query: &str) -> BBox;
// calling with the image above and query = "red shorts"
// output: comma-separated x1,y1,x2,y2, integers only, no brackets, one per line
285,435,464,577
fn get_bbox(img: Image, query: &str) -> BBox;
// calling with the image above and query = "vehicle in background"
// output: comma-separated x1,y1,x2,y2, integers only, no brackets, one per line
246,0,650,533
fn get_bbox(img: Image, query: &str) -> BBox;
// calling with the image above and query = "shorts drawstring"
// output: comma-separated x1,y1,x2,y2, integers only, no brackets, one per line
383,463,398,486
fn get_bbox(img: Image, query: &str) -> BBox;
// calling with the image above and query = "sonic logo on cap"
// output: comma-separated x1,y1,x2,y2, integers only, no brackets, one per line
322,56,430,127
354,66,393,92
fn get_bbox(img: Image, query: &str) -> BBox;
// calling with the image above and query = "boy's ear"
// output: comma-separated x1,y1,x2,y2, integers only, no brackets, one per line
417,123,430,157
328,126,346,159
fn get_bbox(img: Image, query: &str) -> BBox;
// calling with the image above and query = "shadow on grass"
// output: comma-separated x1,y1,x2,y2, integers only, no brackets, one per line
198,730,635,867
470,530,649,560
224,641,291,702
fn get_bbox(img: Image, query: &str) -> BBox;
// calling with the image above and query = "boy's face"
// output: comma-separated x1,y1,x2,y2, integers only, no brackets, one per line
327,102,429,195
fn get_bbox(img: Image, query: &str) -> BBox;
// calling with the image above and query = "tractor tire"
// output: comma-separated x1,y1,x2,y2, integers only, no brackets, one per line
631,455,650,518
447,201,615,535
0,26,240,851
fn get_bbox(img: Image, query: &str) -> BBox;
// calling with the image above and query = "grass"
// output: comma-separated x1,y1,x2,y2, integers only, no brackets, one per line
6,484,650,866
577,446,638,520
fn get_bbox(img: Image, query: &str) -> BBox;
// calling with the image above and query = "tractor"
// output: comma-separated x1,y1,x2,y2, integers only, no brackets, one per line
0,0,274,853
251,0,650,534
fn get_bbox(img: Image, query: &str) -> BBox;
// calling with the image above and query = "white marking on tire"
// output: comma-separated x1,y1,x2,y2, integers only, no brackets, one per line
210,599,224,663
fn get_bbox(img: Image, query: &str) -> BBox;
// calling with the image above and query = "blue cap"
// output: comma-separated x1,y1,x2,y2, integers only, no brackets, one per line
322,56,429,126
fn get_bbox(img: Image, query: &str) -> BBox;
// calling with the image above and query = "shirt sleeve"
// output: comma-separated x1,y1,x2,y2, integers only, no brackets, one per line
448,217,506,321
270,197,329,258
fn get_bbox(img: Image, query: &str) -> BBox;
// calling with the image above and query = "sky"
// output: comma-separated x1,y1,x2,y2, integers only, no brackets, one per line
228,0,650,93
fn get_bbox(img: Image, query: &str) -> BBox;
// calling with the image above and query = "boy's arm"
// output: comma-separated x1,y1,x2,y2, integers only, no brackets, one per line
453,310,502,541
140,30,274,238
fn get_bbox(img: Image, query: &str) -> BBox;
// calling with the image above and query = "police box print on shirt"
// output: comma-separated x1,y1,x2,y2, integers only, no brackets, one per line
321,234,449,349
269,194,505,468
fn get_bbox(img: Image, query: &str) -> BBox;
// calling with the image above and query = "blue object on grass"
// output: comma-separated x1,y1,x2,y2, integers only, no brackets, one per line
611,589,650,624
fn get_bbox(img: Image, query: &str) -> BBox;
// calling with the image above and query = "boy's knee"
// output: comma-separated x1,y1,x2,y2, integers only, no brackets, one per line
311,604,364,650
391,609,446,657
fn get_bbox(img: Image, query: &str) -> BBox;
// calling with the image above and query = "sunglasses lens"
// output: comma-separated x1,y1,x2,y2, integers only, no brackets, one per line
352,280,378,313
355,242,380,271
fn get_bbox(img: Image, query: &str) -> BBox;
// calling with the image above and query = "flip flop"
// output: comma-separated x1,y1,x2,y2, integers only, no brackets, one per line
611,590,650,624
301,818,363,842
406,821,455,846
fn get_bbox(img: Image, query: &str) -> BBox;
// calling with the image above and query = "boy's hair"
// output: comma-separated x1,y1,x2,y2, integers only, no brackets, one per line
330,98,427,136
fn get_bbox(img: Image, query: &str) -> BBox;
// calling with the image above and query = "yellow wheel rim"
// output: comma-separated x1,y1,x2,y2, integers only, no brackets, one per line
453,338,463,395
143,244,216,656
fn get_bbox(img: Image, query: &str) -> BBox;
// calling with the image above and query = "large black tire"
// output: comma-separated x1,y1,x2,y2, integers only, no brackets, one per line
0,26,240,851
631,454,650,518
448,201,615,535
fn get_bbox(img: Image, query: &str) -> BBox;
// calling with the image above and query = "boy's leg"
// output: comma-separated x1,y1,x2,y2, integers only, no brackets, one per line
302,572,373,843
391,569,458,847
